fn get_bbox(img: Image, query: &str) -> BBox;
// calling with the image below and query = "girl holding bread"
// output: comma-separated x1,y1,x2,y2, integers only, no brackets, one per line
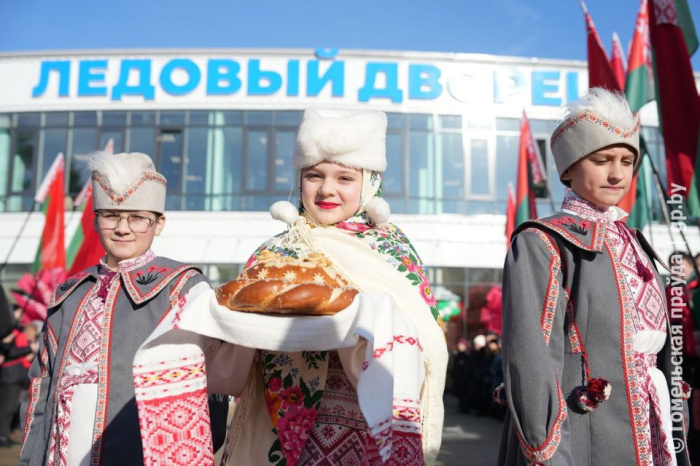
132,108,448,466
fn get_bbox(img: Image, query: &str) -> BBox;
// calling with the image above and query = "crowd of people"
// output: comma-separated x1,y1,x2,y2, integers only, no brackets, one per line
450,333,505,420
0,292,40,448
1,87,699,465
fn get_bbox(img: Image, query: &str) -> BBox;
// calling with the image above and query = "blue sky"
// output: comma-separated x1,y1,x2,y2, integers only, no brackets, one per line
2,0,700,70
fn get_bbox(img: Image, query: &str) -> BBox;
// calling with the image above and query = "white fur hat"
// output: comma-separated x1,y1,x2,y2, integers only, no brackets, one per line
89,152,167,214
293,108,387,171
551,87,641,183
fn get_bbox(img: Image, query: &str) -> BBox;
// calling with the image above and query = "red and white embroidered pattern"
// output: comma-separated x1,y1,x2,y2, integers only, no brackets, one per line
133,360,206,390
135,357,213,466
635,353,675,465
523,228,561,346
52,275,113,466
92,171,167,206
605,243,652,465
372,335,423,361
298,352,372,465
160,269,199,329
608,222,673,464
89,276,121,466
46,324,58,354
653,0,677,25
388,398,424,466
551,111,641,145
21,345,49,448
46,288,97,465
515,378,567,463
607,225,666,332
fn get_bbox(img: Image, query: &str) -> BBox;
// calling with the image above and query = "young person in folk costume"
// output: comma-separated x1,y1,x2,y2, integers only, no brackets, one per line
498,88,691,466
133,108,448,465
19,153,228,465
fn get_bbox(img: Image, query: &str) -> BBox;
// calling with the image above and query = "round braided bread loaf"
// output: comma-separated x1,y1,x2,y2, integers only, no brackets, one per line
215,250,359,315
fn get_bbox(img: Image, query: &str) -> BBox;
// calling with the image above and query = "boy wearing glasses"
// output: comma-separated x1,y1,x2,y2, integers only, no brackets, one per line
19,152,228,465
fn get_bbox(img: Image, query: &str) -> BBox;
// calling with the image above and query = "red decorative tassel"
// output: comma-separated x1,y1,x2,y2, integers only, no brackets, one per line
635,259,654,283
680,380,692,401
586,377,611,402
575,378,611,412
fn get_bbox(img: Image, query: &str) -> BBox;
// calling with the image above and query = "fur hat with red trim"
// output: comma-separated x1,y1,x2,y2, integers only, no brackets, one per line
551,87,641,185
88,152,167,214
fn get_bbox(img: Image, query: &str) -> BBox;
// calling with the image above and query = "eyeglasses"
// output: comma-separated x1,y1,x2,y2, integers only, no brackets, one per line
95,211,157,233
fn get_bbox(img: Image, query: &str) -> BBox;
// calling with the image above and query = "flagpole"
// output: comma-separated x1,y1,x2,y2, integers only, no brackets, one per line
645,152,699,273
0,202,38,274
545,183,557,213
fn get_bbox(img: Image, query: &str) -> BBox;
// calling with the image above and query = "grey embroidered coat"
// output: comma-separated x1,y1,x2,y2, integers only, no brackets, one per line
19,256,228,465
498,212,690,466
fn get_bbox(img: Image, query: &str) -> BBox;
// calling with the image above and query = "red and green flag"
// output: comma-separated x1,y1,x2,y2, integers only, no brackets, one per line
620,0,655,220
66,139,112,274
581,1,622,92
514,111,539,227
66,184,104,274
648,0,700,214
626,0,656,113
610,32,628,90
31,154,66,273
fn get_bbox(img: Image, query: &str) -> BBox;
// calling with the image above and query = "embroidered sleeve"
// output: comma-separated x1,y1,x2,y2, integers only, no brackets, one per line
19,325,55,463
502,229,571,464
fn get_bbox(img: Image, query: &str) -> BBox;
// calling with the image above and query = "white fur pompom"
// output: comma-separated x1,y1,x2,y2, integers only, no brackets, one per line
270,201,300,225
366,197,390,225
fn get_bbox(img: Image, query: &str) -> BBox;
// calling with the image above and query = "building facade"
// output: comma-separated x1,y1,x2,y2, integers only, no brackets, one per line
1,48,697,335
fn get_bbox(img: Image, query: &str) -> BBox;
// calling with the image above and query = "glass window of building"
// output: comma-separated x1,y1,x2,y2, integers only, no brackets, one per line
275,111,302,127
184,127,209,210
102,111,127,127
469,138,490,196
274,130,296,192
161,111,185,127
245,129,269,192
74,112,97,127
10,130,37,211
45,112,69,127
69,128,98,195
157,129,184,210
437,130,464,214
130,111,154,127
408,130,435,214
0,124,10,213
126,127,152,155
41,128,68,180
247,111,272,126
495,134,518,201
17,113,40,128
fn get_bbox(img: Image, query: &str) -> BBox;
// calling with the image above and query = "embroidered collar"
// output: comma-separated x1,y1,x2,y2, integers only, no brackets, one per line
99,249,157,274
561,190,628,225
120,256,199,305
49,269,97,308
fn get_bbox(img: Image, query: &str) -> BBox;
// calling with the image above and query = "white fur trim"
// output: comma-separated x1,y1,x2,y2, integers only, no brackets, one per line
293,108,387,171
365,197,390,225
270,201,299,225
86,152,156,193
562,87,636,128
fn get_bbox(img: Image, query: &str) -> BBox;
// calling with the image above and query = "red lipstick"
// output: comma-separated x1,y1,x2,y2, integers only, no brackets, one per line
316,201,340,209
